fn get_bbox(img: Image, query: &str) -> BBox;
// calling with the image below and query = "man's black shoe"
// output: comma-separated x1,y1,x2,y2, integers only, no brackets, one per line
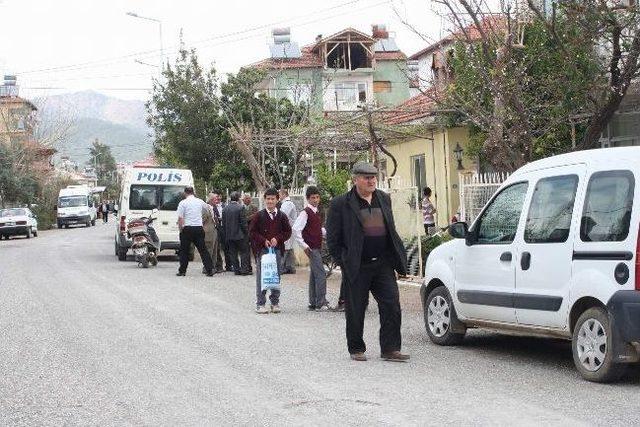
307,304,316,311
234,271,242,276
381,351,410,362
206,271,214,277
176,272,186,276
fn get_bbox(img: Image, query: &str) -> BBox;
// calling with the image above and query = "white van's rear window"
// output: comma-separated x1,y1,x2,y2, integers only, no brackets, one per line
580,170,634,242
129,185,184,211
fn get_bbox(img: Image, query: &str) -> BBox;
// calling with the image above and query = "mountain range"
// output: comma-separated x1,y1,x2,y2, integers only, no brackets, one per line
39,91,154,165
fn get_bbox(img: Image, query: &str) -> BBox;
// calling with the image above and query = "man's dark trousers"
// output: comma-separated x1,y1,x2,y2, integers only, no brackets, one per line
228,238,251,274
345,259,401,355
179,226,214,274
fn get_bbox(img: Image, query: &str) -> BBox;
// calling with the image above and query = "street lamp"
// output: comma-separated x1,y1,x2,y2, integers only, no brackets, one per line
453,142,464,170
126,11,164,68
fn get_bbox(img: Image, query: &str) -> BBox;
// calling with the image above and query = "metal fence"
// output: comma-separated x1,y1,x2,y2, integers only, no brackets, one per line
458,172,509,224
378,181,423,278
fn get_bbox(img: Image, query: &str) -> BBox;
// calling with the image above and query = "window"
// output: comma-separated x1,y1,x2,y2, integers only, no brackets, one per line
0,208,26,217
475,182,528,244
358,83,367,103
333,82,367,109
580,171,635,242
58,196,88,208
130,185,158,210
373,81,392,93
159,186,185,211
524,175,578,243
411,154,427,191
130,185,186,211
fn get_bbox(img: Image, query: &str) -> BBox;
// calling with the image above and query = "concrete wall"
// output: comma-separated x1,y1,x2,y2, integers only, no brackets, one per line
265,68,324,112
372,60,410,107
383,126,474,228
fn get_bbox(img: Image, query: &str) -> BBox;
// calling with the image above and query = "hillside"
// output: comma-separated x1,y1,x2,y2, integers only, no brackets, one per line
58,117,153,164
38,91,153,164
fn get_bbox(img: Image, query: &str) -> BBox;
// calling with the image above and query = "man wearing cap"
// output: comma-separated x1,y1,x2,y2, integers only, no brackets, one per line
326,161,409,362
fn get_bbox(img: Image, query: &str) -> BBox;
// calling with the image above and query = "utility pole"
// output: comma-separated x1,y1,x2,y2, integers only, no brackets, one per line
364,105,379,178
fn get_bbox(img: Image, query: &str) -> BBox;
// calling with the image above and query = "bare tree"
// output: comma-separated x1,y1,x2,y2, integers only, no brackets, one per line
32,97,77,149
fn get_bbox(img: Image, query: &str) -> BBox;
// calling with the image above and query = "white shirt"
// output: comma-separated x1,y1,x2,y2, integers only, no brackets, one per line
280,198,298,250
177,195,207,227
265,208,278,220
292,205,326,249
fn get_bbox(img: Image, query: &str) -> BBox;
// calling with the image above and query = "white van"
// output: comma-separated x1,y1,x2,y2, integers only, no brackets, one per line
115,167,193,261
423,147,640,382
57,185,97,228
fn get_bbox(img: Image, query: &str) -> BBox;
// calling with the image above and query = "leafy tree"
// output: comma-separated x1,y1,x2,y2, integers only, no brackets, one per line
88,138,117,197
411,0,640,171
0,143,38,208
147,46,241,185
314,163,351,205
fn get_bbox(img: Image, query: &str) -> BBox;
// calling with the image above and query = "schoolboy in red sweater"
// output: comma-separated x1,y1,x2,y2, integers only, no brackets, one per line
249,188,292,314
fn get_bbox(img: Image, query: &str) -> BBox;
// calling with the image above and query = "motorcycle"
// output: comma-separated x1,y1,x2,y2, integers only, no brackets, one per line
127,209,160,268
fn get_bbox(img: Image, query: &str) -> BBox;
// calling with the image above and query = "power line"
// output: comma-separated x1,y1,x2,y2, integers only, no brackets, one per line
23,87,153,91
16,0,373,76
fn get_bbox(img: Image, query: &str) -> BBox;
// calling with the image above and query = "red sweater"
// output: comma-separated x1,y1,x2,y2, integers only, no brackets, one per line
302,207,323,249
249,209,292,255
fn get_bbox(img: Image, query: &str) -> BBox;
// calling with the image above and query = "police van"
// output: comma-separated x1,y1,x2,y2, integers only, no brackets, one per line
115,167,193,261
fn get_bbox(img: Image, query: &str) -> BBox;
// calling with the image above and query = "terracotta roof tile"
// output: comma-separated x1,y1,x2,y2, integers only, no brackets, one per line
374,51,407,60
249,45,323,70
409,15,507,60
382,89,438,125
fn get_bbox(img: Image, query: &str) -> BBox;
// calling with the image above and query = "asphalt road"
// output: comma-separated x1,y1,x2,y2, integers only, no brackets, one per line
1,222,640,426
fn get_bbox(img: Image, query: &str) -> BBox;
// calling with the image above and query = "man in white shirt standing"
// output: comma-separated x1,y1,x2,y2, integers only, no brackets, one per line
176,186,214,277
278,189,298,274
292,186,330,311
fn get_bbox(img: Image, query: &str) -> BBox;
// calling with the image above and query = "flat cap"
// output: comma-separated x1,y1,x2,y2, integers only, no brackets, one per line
351,161,378,175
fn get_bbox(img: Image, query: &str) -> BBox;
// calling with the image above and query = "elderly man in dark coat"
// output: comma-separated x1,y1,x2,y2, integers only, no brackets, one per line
326,161,410,363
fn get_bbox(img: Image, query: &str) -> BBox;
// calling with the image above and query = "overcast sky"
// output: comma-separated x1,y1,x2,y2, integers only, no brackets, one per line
0,0,445,101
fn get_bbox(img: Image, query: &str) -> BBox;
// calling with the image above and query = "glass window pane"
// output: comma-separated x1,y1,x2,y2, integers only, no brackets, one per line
524,175,578,243
58,196,88,208
129,185,158,210
580,171,635,242
159,186,184,211
476,182,528,244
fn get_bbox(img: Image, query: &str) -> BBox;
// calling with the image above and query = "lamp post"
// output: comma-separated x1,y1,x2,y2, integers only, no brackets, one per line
453,142,464,170
126,12,164,68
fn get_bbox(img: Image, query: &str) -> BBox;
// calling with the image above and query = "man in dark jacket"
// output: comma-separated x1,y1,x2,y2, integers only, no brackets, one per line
222,191,251,275
326,162,410,363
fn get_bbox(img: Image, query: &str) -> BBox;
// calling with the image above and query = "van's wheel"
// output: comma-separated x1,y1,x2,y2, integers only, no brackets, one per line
117,246,127,261
424,286,465,345
33,229,37,237
572,307,626,383
91,219,96,226
25,227,32,239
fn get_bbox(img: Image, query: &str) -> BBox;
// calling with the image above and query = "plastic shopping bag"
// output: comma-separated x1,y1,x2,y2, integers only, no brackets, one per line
260,248,280,291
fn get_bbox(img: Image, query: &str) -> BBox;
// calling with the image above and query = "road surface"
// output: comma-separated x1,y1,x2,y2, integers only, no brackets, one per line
1,223,639,425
